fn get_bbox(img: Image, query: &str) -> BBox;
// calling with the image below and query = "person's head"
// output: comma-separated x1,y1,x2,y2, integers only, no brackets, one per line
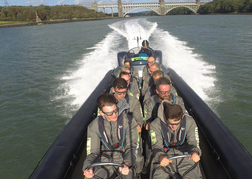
112,78,128,101
118,65,131,78
124,58,131,67
156,77,171,101
142,40,149,48
119,71,130,87
152,70,163,84
149,63,160,76
97,93,118,121
147,56,155,67
164,103,183,130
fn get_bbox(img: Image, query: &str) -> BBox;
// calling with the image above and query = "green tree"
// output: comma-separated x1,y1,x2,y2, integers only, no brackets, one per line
16,12,23,21
198,0,252,13
0,8,8,20
242,0,252,12
198,2,215,14
0,5,109,22
168,7,194,15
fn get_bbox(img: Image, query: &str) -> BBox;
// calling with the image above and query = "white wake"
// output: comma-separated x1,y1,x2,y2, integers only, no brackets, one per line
56,18,216,118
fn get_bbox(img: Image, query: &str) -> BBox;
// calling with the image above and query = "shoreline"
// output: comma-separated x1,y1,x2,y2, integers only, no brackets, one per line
1,13,251,29
0,18,117,29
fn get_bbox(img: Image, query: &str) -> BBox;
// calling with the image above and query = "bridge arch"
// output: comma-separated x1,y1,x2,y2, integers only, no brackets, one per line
83,1,206,17
164,6,198,14
123,7,160,17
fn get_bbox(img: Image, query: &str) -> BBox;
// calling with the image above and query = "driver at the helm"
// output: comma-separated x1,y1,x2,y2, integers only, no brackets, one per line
139,40,155,57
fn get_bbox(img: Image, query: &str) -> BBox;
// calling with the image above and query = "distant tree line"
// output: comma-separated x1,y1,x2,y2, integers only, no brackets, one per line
153,0,252,15
0,5,110,21
198,0,252,14
127,0,252,16
168,7,194,15
165,0,252,15
1,0,251,21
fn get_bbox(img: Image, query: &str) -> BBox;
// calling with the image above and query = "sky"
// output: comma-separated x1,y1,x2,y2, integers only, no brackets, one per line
1,0,210,7
2,0,147,7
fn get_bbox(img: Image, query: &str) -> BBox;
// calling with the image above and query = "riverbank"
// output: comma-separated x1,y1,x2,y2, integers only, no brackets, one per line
0,17,117,29
1,13,251,29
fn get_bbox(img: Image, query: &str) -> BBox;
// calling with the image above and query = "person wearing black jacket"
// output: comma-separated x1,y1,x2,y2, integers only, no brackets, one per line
139,40,155,58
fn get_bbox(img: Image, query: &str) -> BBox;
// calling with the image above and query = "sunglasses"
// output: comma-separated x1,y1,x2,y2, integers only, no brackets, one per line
102,107,119,116
121,71,131,75
167,120,181,126
158,90,170,95
115,90,127,95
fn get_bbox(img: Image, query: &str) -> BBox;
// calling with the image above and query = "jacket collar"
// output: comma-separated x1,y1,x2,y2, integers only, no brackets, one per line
117,98,129,115
157,99,172,125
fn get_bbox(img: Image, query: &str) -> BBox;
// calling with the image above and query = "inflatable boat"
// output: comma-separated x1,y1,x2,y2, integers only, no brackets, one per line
29,47,252,179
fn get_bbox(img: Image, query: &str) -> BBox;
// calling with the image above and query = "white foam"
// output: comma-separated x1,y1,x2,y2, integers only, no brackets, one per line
109,18,157,49
151,28,216,101
56,18,217,117
57,31,122,111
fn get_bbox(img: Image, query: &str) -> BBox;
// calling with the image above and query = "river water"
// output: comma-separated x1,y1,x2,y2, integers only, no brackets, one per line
0,15,251,178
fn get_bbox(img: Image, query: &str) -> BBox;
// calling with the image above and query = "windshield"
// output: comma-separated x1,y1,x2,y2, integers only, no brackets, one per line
125,47,148,61
126,47,142,57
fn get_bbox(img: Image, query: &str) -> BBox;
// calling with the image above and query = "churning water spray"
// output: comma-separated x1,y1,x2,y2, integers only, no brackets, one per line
57,18,216,118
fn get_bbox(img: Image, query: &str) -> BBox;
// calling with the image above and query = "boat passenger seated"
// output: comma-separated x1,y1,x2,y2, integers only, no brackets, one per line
142,62,171,96
116,65,140,99
149,102,202,179
139,40,155,58
142,56,155,81
144,77,187,129
111,78,144,176
144,70,177,102
82,93,138,179
119,71,140,99
111,78,143,133
124,57,139,79
142,77,187,173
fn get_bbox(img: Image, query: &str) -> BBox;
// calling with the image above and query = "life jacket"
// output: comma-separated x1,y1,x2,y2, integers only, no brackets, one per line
139,47,154,57
149,71,165,86
129,66,135,77
149,85,156,96
124,94,130,114
143,64,150,76
128,76,134,92
151,94,176,123
98,114,125,150
160,116,187,149
127,75,138,94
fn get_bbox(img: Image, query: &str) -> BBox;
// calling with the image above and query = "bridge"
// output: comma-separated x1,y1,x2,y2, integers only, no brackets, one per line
82,0,207,17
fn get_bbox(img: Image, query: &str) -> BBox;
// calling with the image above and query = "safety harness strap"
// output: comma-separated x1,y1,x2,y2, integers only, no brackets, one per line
160,116,187,149
98,114,125,150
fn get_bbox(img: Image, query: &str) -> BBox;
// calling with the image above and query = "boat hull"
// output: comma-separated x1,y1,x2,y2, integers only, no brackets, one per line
29,67,252,179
